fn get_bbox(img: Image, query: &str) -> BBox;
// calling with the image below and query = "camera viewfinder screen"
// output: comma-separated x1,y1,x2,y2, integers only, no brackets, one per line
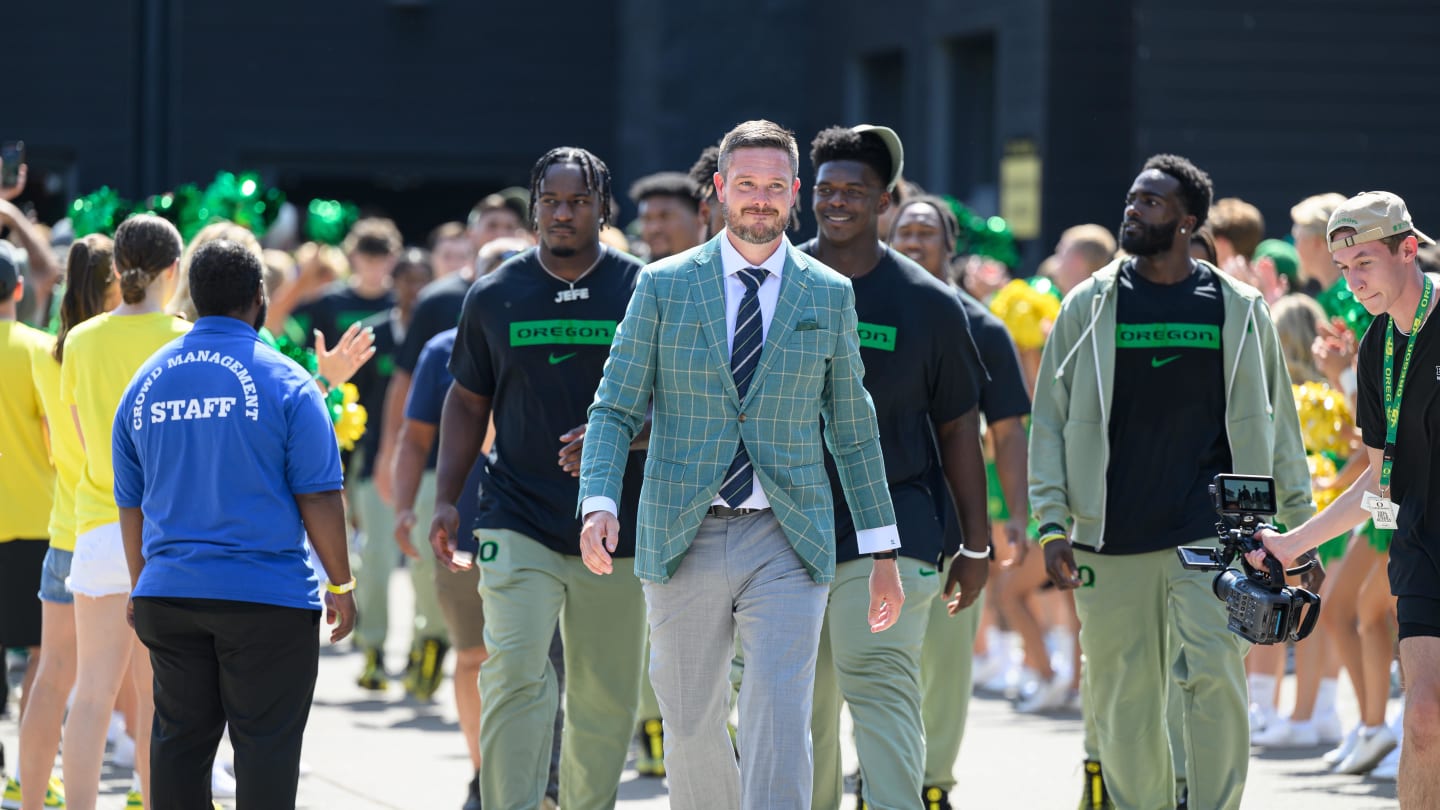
1219,476,1277,515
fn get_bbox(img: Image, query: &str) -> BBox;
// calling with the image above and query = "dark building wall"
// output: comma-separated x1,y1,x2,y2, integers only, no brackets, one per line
1041,0,1134,251
9,2,140,197
1130,0,1440,245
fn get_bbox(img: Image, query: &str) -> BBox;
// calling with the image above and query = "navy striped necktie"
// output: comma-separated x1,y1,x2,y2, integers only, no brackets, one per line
719,266,768,507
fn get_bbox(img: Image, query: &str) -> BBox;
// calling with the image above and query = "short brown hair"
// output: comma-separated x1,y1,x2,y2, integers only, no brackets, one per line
428,221,467,249
342,217,403,258
1210,198,1265,259
1290,193,1347,238
114,214,183,305
1059,224,1117,271
718,120,799,178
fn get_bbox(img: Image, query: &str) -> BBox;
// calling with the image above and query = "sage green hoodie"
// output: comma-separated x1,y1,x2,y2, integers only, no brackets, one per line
1028,259,1315,550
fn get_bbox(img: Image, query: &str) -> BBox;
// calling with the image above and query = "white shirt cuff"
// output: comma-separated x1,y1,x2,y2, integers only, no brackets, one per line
582,496,618,518
856,525,900,555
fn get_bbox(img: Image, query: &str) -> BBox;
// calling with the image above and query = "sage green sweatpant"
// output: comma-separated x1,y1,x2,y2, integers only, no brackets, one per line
477,529,647,810
1073,546,1249,810
812,557,943,810
920,575,982,790
351,474,445,650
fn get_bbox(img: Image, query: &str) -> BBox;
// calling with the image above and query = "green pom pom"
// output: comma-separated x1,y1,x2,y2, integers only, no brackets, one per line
306,199,359,246
70,187,131,237
942,197,1020,269
183,171,283,240
1026,275,1062,301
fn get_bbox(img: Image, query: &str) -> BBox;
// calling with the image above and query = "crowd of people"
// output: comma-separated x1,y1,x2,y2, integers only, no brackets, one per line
0,115,1432,810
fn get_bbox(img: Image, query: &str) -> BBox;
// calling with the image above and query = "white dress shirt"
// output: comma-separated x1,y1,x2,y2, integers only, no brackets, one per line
584,231,899,554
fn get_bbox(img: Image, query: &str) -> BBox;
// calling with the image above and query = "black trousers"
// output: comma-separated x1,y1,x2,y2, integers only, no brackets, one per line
133,597,320,810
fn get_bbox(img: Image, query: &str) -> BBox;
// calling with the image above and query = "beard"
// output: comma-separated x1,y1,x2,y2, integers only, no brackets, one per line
1119,218,1180,256
724,203,788,245
548,245,578,257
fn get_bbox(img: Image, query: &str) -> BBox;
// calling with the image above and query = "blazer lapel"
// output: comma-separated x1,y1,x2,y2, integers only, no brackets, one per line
741,247,808,409
688,242,741,408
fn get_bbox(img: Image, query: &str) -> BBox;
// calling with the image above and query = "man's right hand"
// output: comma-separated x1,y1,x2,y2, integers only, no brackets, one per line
1044,537,1082,590
580,510,619,575
429,502,466,572
393,508,420,559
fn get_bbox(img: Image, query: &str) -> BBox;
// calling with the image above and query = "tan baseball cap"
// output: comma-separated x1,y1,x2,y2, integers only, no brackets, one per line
1327,191,1435,253
851,124,904,191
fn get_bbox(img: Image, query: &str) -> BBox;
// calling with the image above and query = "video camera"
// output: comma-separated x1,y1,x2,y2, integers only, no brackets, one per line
1175,474,1321,645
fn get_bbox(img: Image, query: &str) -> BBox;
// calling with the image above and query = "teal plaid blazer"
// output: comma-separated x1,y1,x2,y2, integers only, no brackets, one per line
578,236,894,584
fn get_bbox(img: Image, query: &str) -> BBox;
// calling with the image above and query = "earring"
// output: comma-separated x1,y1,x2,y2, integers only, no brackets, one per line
1180,228,1187,234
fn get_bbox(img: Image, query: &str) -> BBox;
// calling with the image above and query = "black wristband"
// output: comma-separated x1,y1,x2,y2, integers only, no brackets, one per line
1038,522,1066,539
871,550,899,561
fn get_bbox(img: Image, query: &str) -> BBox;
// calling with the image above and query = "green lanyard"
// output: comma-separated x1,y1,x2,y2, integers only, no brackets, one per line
1381,274,1434,495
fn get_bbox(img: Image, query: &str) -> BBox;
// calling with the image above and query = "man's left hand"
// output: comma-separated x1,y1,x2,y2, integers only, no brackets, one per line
945,552,989,615
325,590,357,643
868,558,904,633
558,424,586,477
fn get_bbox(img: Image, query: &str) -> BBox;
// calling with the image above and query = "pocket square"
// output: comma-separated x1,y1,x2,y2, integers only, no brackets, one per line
796,319,821,331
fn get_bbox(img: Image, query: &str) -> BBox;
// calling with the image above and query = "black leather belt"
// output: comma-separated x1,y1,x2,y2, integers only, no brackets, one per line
706,505,770,519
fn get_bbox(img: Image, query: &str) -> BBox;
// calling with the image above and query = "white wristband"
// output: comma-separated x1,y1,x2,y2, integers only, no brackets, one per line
956,546,991,560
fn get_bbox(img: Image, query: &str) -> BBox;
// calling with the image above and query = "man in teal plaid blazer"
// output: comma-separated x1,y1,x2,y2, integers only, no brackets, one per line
577,120,902,810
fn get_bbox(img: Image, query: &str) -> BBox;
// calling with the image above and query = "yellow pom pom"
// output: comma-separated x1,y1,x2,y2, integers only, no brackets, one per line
1292,382,1353,459
990,279,1061,350
333,383,368,452
1306,453,1342,511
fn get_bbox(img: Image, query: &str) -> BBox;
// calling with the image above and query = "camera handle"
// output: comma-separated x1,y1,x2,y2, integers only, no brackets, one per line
1240,549,1289,590
1289,588,1322,642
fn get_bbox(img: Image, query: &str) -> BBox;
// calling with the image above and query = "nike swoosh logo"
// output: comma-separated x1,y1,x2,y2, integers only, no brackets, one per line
1151,355,1181,368
918,568,937,577
548,352,577,365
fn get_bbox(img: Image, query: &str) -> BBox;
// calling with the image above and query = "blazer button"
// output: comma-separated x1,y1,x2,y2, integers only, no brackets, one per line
738,413,747,422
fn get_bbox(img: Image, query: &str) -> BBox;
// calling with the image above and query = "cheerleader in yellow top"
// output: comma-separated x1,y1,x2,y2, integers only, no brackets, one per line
60,216,192,810
10,235,120,810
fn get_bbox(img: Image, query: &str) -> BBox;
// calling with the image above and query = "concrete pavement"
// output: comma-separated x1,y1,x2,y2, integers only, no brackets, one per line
1,568,1401,808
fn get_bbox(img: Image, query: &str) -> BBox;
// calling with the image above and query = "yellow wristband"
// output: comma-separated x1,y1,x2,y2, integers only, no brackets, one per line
325,579,356,595
1038,533,1068,548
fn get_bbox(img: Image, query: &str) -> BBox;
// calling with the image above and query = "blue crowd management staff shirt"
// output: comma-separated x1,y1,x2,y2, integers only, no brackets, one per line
112,316,344,610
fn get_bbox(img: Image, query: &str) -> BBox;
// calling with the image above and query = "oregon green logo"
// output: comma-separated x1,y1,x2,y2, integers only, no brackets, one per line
478,540,499,563
857,322,896,352
510,319,618,347
1115,322,1219,350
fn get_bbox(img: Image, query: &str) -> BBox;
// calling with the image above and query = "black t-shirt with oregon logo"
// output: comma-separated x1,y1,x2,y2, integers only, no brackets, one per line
448,246,646,557
290,283,395,349
348,309,426,480
1356,290,1440,600
800,241,985,567
1101,260,1231,554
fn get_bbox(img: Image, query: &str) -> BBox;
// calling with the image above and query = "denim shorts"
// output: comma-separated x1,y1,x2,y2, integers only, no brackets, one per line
39,546,75,605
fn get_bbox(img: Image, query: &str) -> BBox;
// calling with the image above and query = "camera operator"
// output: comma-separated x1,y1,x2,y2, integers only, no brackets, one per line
1030,154,1313,810
1254,191,1440,807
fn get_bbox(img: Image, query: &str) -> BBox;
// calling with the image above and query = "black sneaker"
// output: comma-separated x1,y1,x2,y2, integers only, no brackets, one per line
406,638,449,701
922,785,952,810
356,646,388,691
462,772,481,810
1176,784,1188,810
634,718,665,777
1079,760,1116,810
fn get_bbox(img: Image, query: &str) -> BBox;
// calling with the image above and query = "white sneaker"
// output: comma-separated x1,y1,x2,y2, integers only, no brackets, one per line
1313,711,1344,746
107,711,127,744
1370,745,1400,782
1323,725,1361,766
211,758,237,798
970,654,1003,691
111,733,136,770
1017,672,1072,713
1249,704,1277,743
1251,717,1320,748
1334,725,1398,775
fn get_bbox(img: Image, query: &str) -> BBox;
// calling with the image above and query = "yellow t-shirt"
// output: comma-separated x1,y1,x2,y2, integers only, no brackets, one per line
61,312,192,537
0,320,56,542
30,335,84,551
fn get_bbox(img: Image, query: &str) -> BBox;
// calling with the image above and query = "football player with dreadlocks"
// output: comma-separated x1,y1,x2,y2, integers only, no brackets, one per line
430,146,650,810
